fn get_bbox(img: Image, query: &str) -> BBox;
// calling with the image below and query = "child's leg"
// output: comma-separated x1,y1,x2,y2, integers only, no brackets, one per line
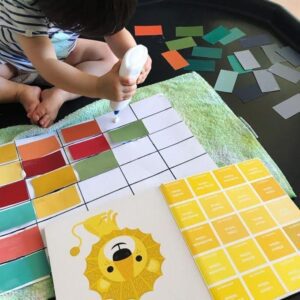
32,39,118,128
0,63,41,116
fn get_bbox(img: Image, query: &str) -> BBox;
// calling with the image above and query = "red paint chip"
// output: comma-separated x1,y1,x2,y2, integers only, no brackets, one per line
22,151,66,178
0,180,29,209
0,226,44,264
68,135,110,161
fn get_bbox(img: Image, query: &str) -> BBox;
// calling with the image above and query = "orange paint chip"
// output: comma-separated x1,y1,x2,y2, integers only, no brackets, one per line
18,136,60,161
161,50,189,70
61,120,101,144
134,25,163,36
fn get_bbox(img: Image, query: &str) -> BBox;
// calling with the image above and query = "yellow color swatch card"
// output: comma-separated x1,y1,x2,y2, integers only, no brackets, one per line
0,142,18,164
0,161,25,186
161,159,300,300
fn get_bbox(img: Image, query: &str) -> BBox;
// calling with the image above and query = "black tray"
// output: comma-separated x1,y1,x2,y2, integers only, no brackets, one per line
131,0,300,202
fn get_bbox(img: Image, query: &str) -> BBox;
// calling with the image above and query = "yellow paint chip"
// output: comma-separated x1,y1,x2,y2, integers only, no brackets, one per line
0,161,24,186
195,249,235,285
183,223,219,255
267,196,300,225
213,165,245,188
161,180,193,205
252,177,286,201
199,192,233,219
210,278,250,300
243,267,285,299
226,184,261,210
0,143,18,164
238,159,269,181
187,173,220,196
241,206,277,234
31,165,78,198
227,239,266,272
256,229,295,261
171,200,206,229
273,255,300,292
212,215,248,244
33,185,81,219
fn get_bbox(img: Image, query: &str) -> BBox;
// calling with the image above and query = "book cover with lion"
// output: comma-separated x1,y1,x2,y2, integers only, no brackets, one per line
44,188,210,300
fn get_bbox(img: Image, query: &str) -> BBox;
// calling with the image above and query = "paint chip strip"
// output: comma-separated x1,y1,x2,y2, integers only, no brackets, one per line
0,226,44,264
30,165,78,198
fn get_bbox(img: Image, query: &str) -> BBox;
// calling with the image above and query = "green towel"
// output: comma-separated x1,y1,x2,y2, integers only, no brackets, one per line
0,72,295,300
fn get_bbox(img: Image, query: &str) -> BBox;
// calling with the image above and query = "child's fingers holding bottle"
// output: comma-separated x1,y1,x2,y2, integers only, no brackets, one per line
137,55,152,84
121,83,137,100
96,61,133,101
119,68,138,100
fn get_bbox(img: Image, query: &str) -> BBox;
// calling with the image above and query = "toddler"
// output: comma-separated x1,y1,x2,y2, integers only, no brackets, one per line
0,0,151,127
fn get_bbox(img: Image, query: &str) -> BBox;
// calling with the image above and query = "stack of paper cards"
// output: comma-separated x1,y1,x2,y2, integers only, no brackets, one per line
0,94,217,295
161,159,300,300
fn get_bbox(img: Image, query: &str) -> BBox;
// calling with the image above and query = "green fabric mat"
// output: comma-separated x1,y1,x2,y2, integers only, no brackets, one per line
0,72,295,300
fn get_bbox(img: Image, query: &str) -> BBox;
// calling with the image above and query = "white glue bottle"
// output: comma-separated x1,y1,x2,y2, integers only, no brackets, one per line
110,45,148,123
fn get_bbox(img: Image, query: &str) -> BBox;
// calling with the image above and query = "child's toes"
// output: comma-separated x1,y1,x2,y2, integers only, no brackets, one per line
33,106,46,122
39,114,51,128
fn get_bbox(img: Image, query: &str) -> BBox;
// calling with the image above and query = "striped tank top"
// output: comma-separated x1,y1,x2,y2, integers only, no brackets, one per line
0,0,79,71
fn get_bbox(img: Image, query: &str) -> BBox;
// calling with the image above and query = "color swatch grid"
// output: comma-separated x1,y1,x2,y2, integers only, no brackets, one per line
161,159,300,300
0,94,217,294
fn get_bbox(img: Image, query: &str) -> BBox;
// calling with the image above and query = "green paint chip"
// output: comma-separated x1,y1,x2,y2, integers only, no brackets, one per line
165,37,197,50
219,27,246,45
0,202,36,233
202,25,231,45
227,55,251,73
184,59,216,72
192,46,223,59
0,250,50,293
214,70,239,93
176,26,204,37
74,150,119,181
108,120,149,143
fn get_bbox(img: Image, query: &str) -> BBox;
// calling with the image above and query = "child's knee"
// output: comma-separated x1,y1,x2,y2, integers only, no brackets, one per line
0,63,17,80
102,44,118,65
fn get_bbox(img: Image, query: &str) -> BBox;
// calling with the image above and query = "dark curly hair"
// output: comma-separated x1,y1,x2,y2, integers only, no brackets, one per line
38,0,137,37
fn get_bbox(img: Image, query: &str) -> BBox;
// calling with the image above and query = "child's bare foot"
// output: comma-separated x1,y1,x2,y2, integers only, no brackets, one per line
16,85,41,118
31,88,65,128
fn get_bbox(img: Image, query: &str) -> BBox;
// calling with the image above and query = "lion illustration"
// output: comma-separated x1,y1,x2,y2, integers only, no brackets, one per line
70,210,164,300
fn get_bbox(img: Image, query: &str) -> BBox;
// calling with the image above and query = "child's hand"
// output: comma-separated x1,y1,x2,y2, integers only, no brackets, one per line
97,61,137,101
137,55,152,84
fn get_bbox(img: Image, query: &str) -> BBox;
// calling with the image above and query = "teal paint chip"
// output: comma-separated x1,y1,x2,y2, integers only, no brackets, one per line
214,70,239,93
202,25,231,45
192,46,223,59
219,27,246,45
227,55,251,74
184,59,216,72
0,250,50,293
0,201,36,233
165,37,197,50
176,26,204,37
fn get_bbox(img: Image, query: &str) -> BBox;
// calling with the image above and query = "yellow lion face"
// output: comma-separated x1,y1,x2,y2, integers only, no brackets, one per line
71,211,164,299
85,228,164,299
97,234,148,282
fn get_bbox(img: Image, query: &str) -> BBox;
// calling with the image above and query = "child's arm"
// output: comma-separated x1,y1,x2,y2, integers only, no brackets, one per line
16,34,134,101
104,28,137,58
105,28,152,84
